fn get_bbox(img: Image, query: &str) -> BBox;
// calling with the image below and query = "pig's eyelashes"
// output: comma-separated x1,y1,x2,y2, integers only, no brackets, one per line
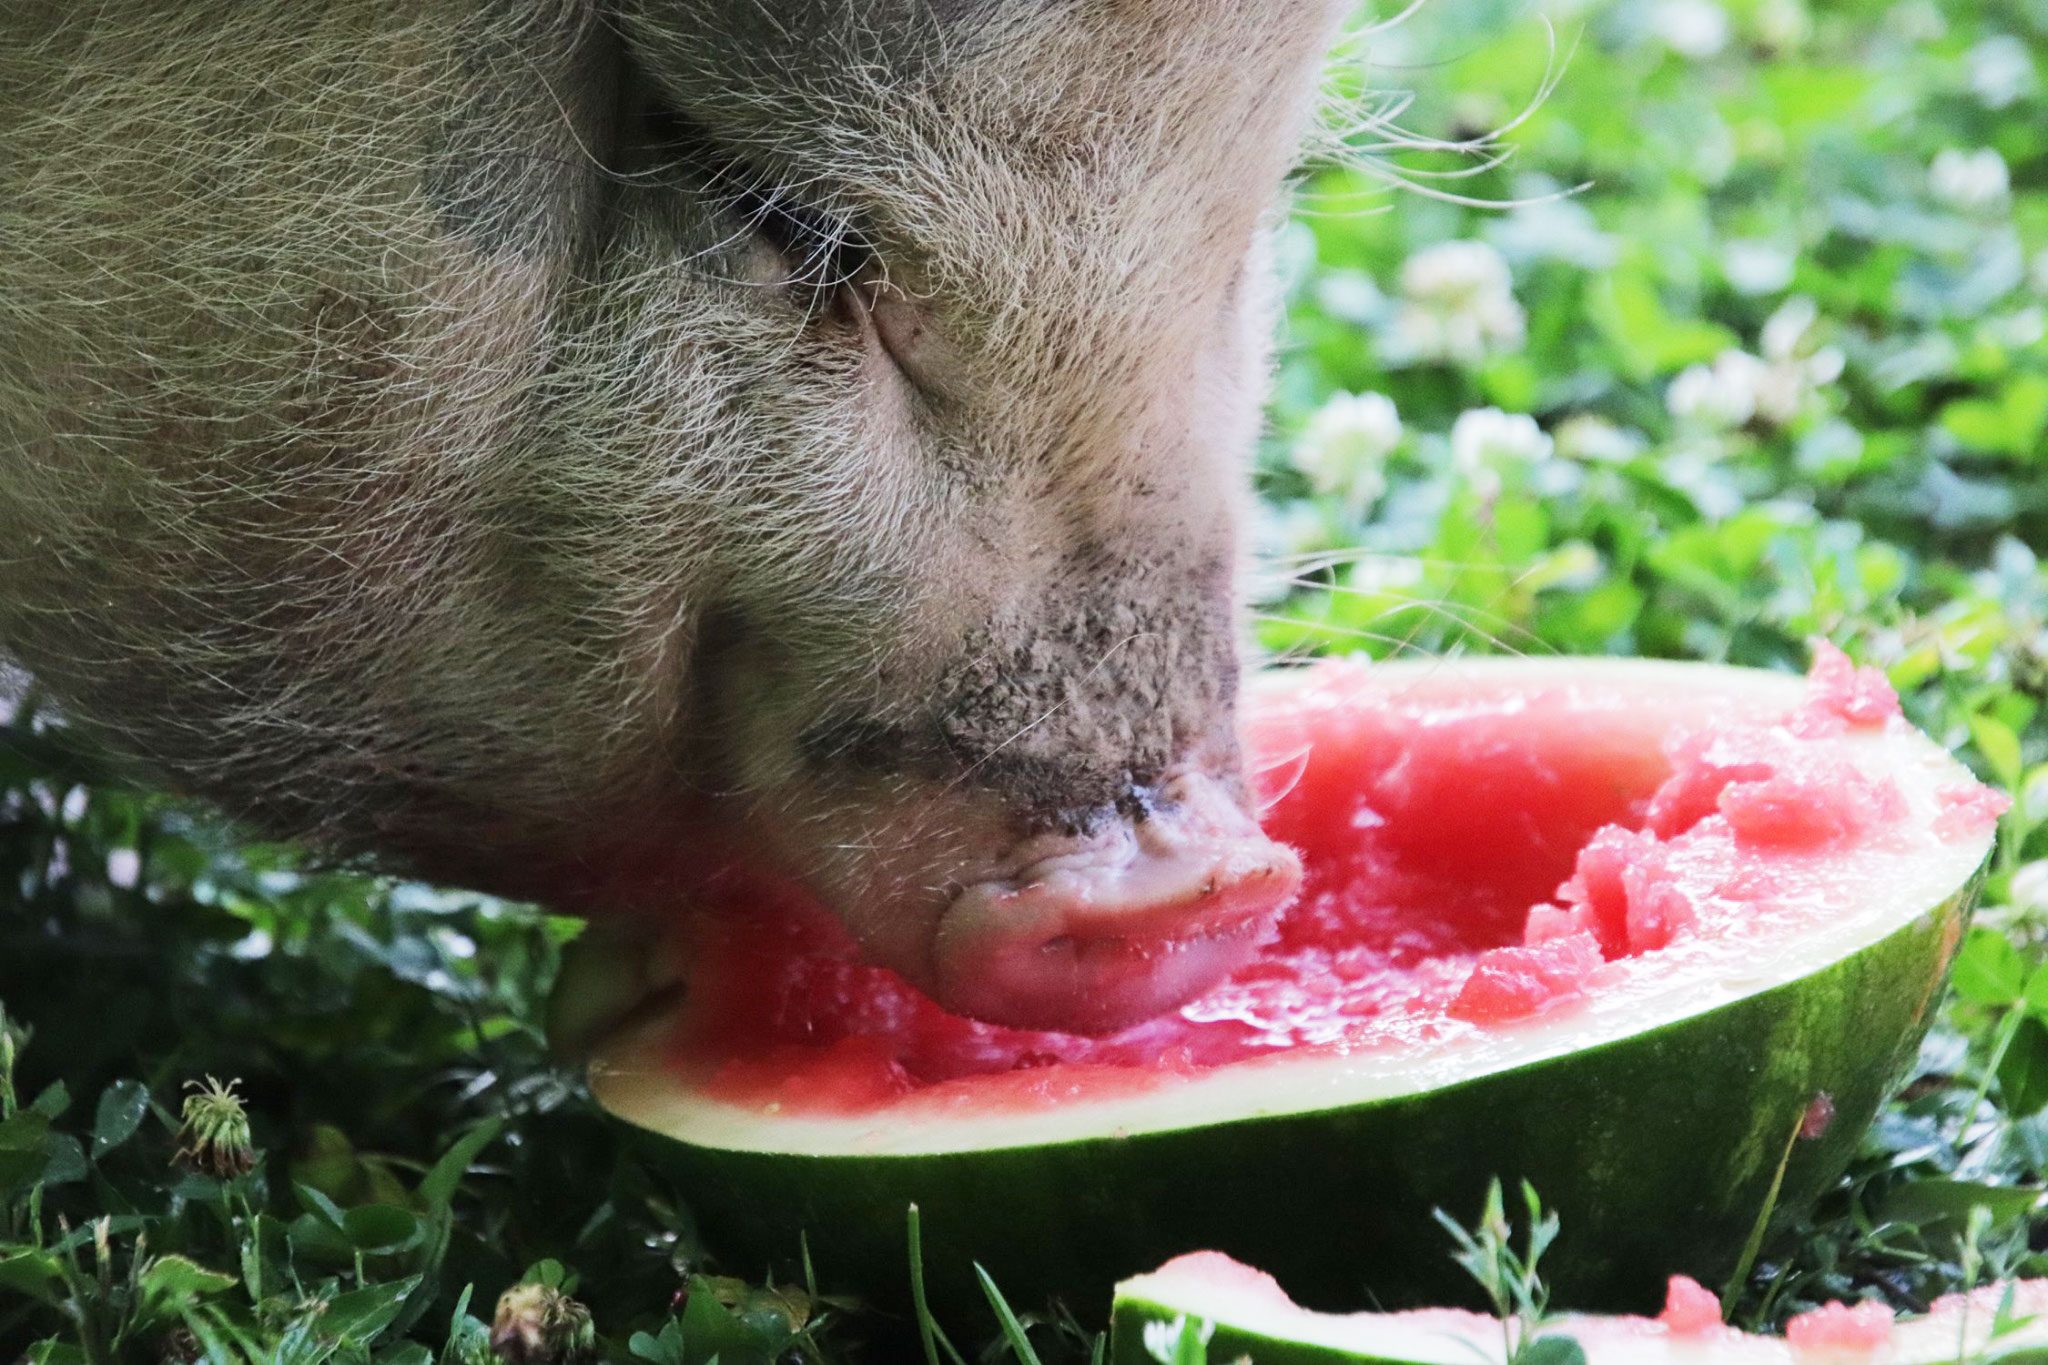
737,190,877,316
633,99,878,318
630,98,931,394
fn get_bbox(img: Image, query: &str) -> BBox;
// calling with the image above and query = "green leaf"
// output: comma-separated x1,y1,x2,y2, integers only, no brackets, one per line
1589,266,1739,378
973,1264,1045,1365
2022,964,2048,1022
1997,1015,2048,1117
908,1204,968,1365
285,1211,356,1266
416,1117,503,1211
37,1134,85,1188
139,1254,239,1306
295,1181,350,1228
0,1111,53,1193
1941,375,2048,459
316,1276,422,1345
1971,716,2025,791
522,1257,573,1292
0,1250,63,1303
26,1081,70,1121
441,1284,493,1365
677,1279,773,1365
90,1079,151,1159
342,1203,424,1254
629,1327,684,1365
1758,64,1872,129
1876,1178,2042,1235
1521,1336,1590,1365
1954,930,2027,1007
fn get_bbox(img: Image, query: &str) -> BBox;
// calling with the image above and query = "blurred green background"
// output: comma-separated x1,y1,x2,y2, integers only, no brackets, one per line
1263,0,2044,690
2,0,2046,1358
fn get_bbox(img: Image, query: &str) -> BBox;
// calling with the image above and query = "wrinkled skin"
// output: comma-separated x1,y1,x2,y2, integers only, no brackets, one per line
0,0,1350,1033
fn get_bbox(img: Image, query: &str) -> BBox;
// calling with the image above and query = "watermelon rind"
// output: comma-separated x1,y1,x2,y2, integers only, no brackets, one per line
581,659,1995,1319
1107,1254,2048,1364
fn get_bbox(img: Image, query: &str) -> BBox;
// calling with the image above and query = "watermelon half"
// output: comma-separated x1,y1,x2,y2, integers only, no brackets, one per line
580,654,2002,1316
1110,1252,2048,1363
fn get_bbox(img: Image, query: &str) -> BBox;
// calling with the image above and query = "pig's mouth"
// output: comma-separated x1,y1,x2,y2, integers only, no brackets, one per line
543,769,1300,1045
924,772,1302,1034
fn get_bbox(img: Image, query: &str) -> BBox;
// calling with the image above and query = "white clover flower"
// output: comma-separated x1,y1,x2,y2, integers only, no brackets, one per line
1760,295,1820,362
1967,35,2036,110
1450,408,1553,496
2011,861,2048,915
1291,391,1401,515
1554,414,1647,464
1988,306,2047,350
106,847,140,890
1754,0,1812,53
1749,367,1810,427
2027,768,2048,823
1889,0,1946,41
1313,269,1388,326
1386,241,1526,366
1667,350,1769,429
1722,240,1797,296
1489,193,1618,270
1400,240,1513,304
1347,554,1428,595
1747,295,1846,425
1651,0,1732,57
1930,147,2011,211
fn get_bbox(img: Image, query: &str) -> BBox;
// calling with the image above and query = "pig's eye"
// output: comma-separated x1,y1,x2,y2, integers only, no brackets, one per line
634,100,878,331
734,188,879,329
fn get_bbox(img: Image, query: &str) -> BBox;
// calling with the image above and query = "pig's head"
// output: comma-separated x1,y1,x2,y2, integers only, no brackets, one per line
0,0,1351,1033
601,0,1348,1030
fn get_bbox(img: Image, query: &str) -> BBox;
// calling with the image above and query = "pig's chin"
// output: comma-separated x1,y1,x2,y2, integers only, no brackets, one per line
895,772,1301,1035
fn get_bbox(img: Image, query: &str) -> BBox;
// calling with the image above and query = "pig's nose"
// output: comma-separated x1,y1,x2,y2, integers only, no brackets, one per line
928,771,1301,1034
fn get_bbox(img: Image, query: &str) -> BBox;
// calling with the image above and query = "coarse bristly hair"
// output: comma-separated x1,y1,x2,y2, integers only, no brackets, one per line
0,0,1450,950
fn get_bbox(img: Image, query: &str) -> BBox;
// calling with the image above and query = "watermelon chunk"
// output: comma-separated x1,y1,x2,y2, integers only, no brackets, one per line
1659,1275,1724,1337
1446,932,1604,1023
1784,1299,1896,1354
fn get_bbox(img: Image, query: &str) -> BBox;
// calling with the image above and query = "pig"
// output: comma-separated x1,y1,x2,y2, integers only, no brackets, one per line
0,0,1355,1035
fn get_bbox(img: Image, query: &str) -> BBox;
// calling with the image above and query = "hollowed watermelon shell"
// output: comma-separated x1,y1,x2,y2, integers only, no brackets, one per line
1109,1252,2048,1363
581,658,1995,1318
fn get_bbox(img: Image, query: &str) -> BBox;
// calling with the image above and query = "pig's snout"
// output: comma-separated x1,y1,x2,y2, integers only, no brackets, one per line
927,772,1300,1034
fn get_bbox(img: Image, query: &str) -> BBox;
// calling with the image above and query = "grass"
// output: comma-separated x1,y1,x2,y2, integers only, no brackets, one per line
3,0,2046,1356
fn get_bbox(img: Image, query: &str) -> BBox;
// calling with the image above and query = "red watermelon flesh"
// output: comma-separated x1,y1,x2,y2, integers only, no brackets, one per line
663,647,2005,1115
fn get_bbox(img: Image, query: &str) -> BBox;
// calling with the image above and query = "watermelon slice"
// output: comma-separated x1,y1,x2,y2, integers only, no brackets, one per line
1109,1252,2048,1363
579,655,2001,1315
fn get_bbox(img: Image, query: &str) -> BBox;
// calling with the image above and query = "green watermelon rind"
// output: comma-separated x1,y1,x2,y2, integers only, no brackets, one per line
605,863,1978,1319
